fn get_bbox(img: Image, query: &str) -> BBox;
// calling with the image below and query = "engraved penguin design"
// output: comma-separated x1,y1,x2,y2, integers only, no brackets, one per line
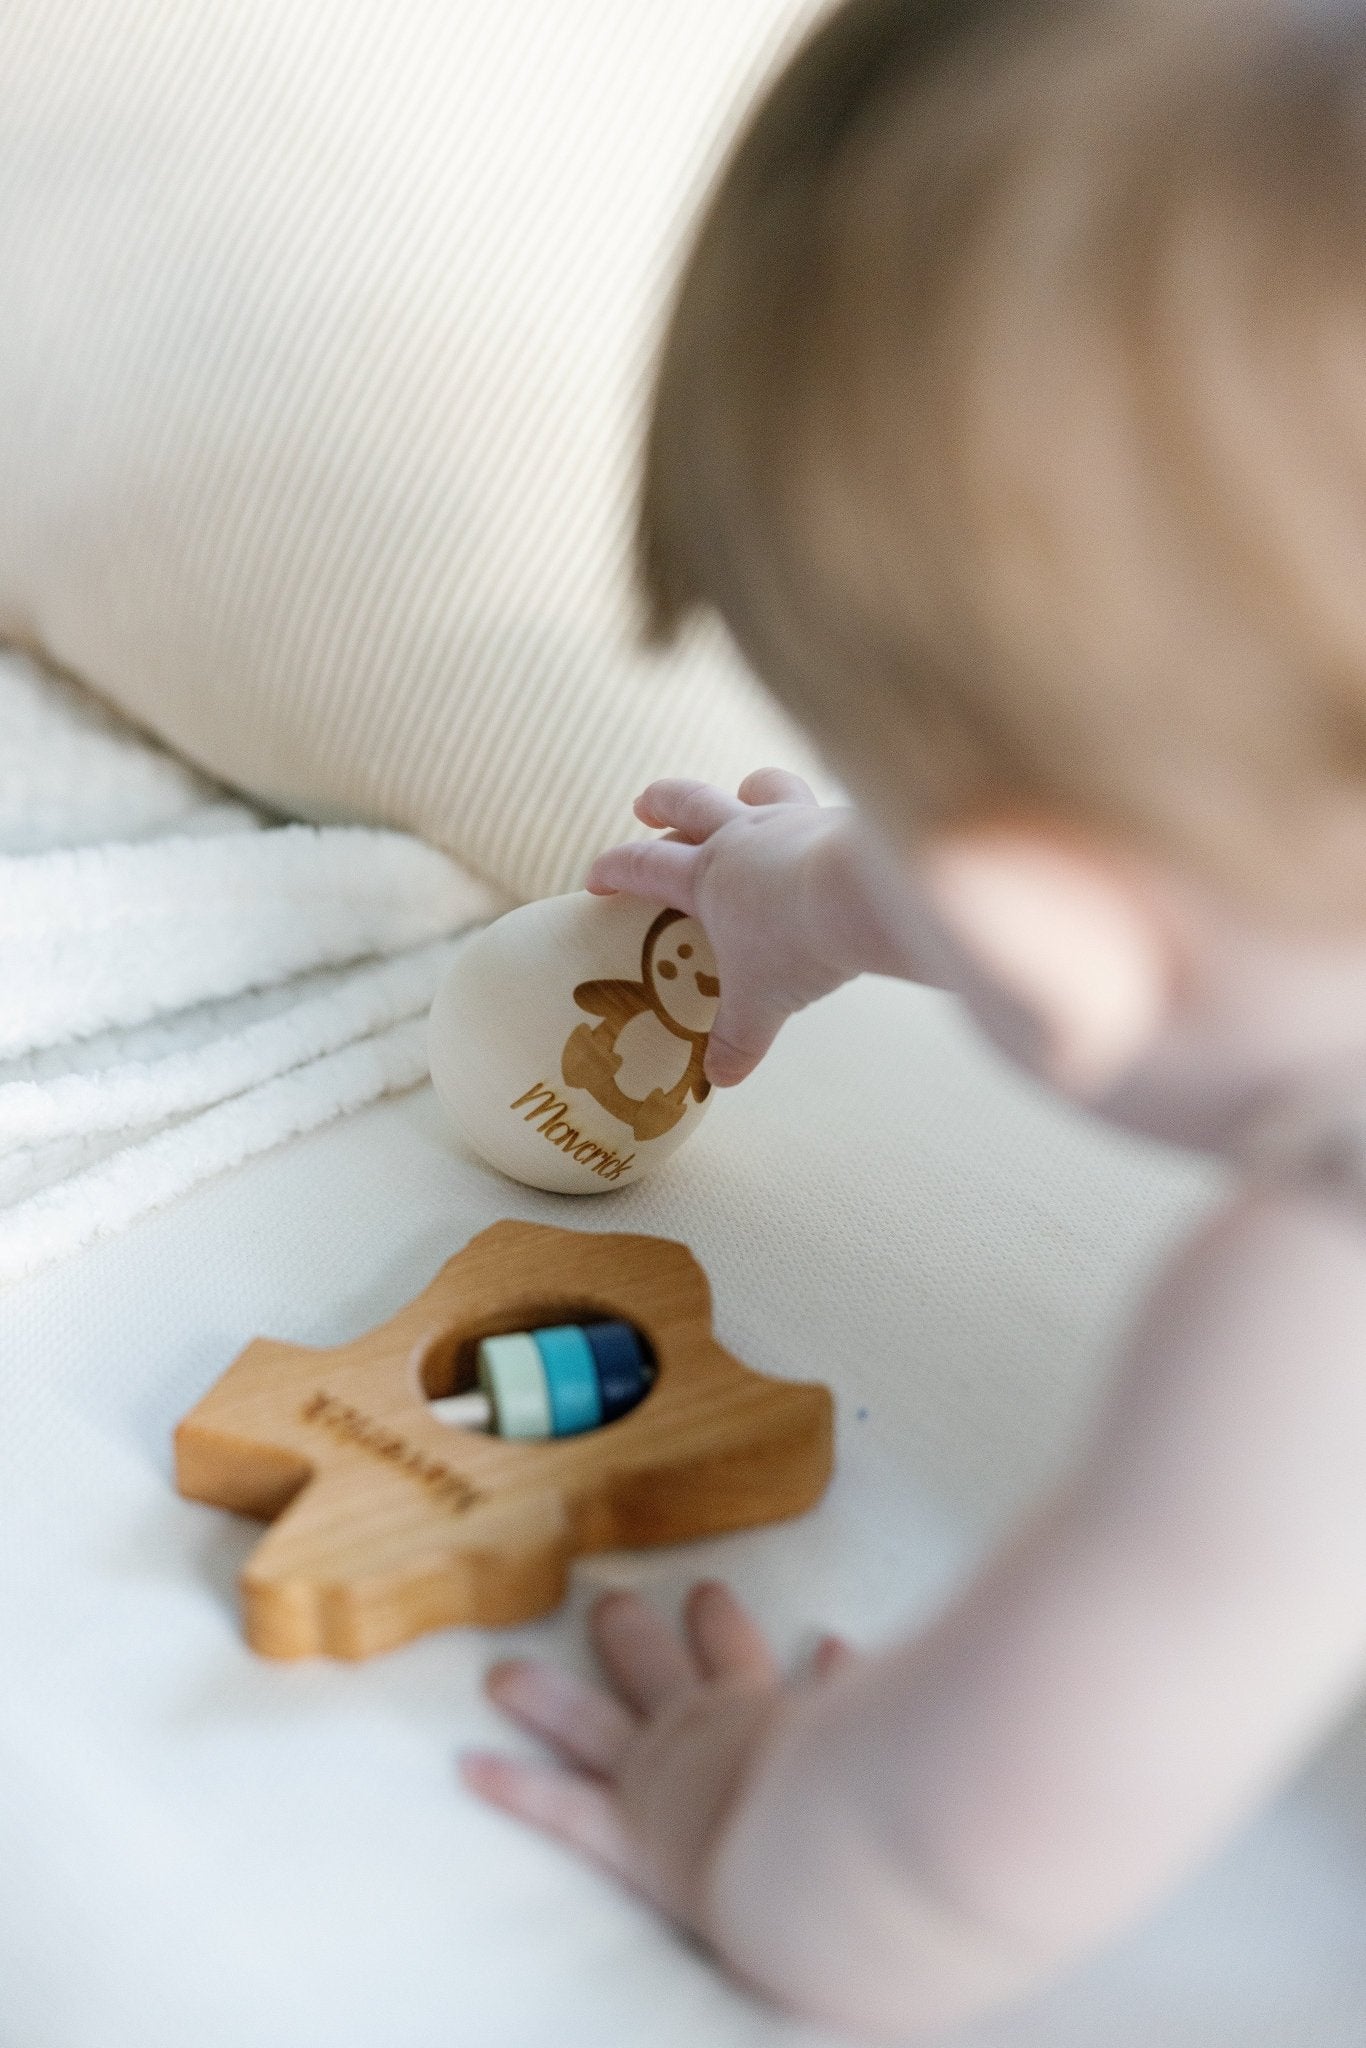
560,909,720,1141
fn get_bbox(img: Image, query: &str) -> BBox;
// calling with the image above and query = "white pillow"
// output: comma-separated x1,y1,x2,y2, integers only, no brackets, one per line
0,0,828,901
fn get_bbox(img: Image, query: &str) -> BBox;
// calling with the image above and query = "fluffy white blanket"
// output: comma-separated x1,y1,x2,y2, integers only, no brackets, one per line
0,650,497,1283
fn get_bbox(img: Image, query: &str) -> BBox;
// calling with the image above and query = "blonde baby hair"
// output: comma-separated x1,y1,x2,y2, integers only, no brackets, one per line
640,0,1366,919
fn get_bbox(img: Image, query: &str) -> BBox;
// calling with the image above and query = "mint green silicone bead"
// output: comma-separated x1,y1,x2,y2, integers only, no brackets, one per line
476,1333,553,1440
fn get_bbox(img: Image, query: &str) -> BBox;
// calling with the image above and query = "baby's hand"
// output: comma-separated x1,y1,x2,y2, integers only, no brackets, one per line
587,769,864,1085
462,1582,851,1941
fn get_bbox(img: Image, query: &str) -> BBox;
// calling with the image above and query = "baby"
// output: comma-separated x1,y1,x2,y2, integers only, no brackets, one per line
462,0,1366,2035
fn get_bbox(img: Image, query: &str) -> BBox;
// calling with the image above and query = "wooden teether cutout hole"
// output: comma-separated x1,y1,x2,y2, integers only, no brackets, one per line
175,1222,832,1660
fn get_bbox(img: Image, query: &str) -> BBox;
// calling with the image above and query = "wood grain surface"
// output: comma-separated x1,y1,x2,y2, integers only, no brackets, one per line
175,1221,834,1659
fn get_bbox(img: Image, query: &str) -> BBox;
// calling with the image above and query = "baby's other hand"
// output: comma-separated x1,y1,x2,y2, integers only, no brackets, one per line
462,1583,853,1944
586,769,859,1085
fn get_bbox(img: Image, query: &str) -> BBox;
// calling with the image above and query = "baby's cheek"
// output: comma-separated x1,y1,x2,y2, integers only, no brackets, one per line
893,883,1057,1086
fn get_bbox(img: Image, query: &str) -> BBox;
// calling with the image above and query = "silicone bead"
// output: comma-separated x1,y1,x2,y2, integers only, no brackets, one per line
532,1325,603,1436
429,1389,494,1430
476,1333,553,1440
583,1321,652,1423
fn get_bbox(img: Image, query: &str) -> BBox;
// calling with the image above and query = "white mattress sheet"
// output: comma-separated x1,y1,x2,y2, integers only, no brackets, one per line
2,973,1364,2048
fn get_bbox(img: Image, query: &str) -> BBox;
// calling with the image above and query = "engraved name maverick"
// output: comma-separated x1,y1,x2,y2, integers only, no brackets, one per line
509,1081,637,1182
300,1391,481,1513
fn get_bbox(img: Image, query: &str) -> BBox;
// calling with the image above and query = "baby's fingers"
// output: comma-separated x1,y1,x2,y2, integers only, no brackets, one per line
591,1590,696,1714
737,767,817,809
460,1754,670,1914
484,1658,638,1777
586,836,701,907
811,1634,857,1681
704,994,786,1088
633,779,744,840
684,1581,779,1687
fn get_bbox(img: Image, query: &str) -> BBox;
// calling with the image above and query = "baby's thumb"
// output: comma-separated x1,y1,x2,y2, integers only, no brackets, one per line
704,996,784,1087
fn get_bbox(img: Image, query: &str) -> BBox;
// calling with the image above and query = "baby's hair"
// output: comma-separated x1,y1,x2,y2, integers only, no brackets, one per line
640,0,1366,919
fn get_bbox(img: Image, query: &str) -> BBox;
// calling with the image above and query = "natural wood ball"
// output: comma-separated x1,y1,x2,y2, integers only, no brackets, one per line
428,893,718,1193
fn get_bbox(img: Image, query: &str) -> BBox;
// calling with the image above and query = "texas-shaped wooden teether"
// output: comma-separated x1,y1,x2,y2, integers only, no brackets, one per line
175,1222,834,1660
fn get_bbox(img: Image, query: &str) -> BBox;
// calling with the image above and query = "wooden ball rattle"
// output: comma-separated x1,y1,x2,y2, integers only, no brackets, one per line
174,1222,833,1660
428,893,718,1194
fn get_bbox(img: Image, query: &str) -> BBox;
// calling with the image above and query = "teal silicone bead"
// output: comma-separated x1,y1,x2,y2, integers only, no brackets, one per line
476,1333,553,1440
533,1325,603,1437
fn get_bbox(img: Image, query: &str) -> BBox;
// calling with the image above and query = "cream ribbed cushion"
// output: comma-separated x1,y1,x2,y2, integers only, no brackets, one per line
0,0,828,902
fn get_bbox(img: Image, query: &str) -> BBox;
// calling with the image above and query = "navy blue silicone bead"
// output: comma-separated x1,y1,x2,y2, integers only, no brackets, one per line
583,1320,652,1423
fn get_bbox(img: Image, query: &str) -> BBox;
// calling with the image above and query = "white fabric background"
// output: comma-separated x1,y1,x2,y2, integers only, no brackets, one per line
5,971,1366,2047
0,0,828,902
0,647,496,1283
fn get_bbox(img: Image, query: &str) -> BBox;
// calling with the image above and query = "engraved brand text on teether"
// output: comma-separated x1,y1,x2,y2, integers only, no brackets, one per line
300,1392,482,1512
509,1081,637,1181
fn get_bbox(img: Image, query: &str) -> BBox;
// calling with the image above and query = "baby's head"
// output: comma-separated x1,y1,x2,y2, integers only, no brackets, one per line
640,0,1366,1111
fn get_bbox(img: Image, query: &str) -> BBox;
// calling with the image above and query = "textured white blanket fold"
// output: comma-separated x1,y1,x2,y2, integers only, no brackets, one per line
0,650,497,1281
0,829,489,1056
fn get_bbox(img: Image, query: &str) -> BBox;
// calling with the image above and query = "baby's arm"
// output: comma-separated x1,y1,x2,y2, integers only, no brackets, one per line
710,1187,1366,2032
467,1190,1366,2038
587,769,930,1084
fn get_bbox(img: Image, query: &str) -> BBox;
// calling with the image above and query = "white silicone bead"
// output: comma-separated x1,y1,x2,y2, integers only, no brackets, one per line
429,1391,494,1430
476,1332,553,1440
